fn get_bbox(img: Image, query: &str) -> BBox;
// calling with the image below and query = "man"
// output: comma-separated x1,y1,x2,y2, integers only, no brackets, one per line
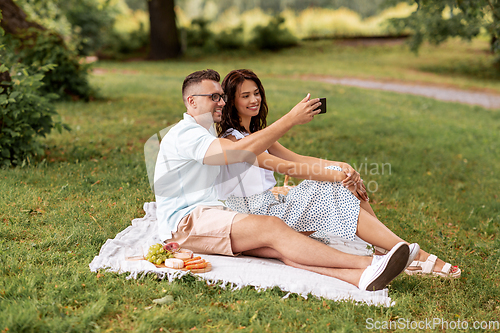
154,69,410,291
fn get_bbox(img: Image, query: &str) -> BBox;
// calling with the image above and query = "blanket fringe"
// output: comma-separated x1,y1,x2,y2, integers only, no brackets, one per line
89,202,395,307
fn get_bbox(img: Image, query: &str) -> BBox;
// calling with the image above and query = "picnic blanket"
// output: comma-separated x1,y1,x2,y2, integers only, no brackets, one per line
89,202,394,306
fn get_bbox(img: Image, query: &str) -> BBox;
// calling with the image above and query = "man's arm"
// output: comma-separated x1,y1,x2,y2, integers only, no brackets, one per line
203,94,321,165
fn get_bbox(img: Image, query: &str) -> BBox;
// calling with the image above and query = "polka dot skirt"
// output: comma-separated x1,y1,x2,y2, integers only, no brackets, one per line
225,165,361,244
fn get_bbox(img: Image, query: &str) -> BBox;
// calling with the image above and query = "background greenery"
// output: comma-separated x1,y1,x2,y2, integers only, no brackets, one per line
1,37,499,331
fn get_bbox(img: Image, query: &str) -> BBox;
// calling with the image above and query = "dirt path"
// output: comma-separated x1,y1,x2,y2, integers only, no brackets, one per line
304,76,500,110
92,66,500,109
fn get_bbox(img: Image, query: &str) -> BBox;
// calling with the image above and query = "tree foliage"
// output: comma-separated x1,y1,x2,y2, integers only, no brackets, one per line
0,63,68,167
385,0,498,59
175,0,386,19
14,0,117,56
0,3,71,167
0,0,95,100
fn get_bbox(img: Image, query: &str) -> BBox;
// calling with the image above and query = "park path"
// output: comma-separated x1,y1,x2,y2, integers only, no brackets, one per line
92,67,500,109
303,76,500,109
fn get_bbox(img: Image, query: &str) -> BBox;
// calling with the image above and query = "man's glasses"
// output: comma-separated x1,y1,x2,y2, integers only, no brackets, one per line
191,93,228,103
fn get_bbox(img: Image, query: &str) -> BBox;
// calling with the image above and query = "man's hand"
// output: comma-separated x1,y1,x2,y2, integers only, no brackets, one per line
285,94,322,126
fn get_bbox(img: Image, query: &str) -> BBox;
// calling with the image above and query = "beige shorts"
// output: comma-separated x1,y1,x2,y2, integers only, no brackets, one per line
170,205,239,256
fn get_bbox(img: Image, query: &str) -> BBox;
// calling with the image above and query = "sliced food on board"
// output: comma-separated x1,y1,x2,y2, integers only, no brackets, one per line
141,242,211,273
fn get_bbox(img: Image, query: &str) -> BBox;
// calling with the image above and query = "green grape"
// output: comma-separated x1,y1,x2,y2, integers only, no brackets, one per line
146,243,170,264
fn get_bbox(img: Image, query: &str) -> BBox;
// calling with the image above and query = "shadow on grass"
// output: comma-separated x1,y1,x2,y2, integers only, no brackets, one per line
419,59,500,82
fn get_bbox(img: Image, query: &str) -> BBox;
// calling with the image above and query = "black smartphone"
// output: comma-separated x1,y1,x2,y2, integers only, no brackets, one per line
315,97,326,114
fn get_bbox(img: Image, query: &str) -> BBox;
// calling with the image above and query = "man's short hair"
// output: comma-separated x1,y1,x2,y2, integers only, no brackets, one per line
182,69,220,98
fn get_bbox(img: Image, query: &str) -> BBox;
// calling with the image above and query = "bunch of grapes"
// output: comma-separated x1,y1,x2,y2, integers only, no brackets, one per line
145,243,173,265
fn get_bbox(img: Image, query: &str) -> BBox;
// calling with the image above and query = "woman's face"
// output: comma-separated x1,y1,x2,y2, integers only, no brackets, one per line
234,79,261,119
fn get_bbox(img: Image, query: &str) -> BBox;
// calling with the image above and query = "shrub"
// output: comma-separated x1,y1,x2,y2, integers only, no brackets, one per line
250,15,298,50
4,30,95,100
214,25,245,50
183,18,214,48
0,63,70,167
99,21,149,58
60,0,116,56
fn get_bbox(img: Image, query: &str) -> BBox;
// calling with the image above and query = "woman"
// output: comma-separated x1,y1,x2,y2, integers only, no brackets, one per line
216,69,460,278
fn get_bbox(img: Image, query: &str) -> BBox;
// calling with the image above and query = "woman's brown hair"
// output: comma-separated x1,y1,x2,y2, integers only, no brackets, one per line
216,69,268,137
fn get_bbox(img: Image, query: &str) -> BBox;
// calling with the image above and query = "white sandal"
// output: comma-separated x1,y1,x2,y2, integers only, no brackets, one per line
405,254,461,278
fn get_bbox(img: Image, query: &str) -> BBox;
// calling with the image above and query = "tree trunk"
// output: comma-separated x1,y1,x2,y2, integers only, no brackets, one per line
148,0,181,60
0,0,45,35
0,64,9,129
0,67,11,89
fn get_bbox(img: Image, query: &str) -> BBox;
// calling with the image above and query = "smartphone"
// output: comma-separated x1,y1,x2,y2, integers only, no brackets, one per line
315,97,327,114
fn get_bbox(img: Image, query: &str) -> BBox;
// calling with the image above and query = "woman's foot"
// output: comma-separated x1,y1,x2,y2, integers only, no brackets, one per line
406,251,461,278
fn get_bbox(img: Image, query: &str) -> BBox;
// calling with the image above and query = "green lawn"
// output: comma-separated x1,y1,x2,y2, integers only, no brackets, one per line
1,39,499,332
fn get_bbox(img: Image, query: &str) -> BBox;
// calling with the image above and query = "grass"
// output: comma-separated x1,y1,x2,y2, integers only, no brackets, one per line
1,39,500,332
98,37,500,93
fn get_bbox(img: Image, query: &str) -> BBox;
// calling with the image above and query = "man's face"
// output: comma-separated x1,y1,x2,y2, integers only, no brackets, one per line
189,80,226,125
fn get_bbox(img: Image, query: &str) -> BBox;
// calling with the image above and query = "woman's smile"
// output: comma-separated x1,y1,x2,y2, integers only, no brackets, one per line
236,79,262,118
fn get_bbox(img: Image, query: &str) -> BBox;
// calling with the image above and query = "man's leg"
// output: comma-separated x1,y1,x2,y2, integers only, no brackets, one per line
243,247,365,287
230,214,377,287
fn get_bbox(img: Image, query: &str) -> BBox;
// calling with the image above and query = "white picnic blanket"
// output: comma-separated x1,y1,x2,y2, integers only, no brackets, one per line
89,202,394,306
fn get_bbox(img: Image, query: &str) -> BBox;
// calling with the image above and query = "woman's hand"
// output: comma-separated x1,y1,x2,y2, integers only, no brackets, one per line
341,163,361,188
345,180,369,202
341,164,369,201
286,94,322,125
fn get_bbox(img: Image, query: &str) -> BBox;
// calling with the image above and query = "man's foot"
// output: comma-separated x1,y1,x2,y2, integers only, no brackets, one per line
359,242,410,291
373,243,419,268
407,243,420,268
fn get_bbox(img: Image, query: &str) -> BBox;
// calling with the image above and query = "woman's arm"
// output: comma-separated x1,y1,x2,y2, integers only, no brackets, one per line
267,141,368,201
267,141,342,168
257,151,347,183
267,141,361,185
225,135,346,183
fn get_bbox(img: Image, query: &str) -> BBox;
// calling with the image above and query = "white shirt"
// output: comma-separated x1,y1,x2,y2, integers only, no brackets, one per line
154,113,222,241
216,128,277,200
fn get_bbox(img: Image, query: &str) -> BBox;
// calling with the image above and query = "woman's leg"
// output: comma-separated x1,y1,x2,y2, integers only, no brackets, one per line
356,207,449,272
360,200,377,218
356,208,407,250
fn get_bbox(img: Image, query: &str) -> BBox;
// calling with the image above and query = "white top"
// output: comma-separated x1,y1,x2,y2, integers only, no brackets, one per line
216,128,277,200
154,113,222,242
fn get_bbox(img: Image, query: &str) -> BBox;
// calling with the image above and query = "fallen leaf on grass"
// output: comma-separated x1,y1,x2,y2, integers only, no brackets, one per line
152,295,174,305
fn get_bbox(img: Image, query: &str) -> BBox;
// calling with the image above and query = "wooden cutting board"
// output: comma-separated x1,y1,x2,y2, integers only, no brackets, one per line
154,261,212,273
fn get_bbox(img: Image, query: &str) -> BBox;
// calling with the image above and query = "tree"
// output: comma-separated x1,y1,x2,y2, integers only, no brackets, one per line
0,5,69,167
148,0,181,59
0,0,46,35
0,10,9,94
386,0,499,61
0,0,94,100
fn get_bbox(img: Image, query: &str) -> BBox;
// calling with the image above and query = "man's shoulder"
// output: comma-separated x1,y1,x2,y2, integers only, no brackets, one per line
162,119,195,139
